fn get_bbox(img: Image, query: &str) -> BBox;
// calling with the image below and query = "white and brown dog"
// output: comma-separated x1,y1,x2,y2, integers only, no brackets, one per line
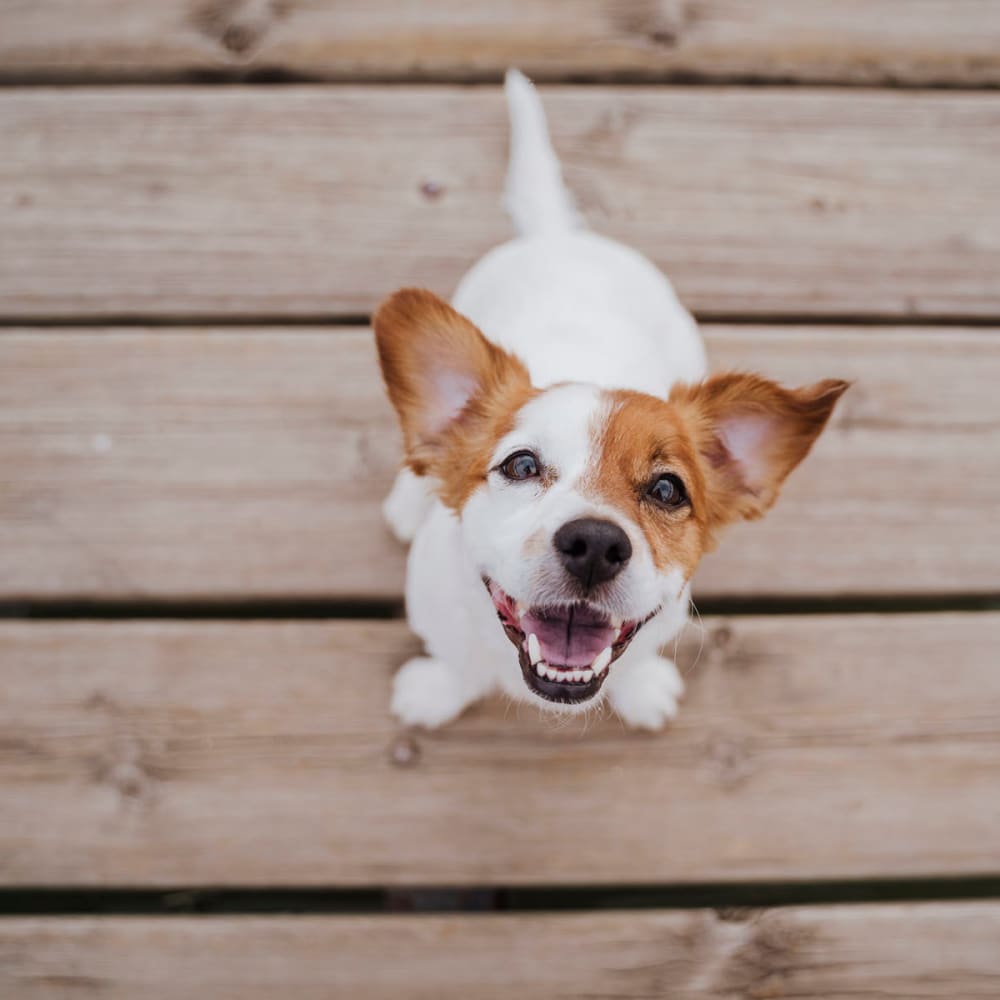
374,71,846,730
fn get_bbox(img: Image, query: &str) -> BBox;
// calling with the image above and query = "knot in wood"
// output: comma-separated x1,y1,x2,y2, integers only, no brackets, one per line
108,760,148,799
420,181,445,201
706,736,754,788
389,734,421,768
712,623,734,649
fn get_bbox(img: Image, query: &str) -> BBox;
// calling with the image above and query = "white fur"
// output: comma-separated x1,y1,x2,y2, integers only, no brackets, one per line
452,232,706,394
503,68,583,235
608,654,686,731
386,71,707,730
383,466,434,544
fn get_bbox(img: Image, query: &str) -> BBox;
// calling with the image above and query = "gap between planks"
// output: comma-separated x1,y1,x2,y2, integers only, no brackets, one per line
2,876,1000,916
2,594,1000,621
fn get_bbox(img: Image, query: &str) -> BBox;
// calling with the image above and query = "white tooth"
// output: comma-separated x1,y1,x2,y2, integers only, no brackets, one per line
591,646,613,675
571,670,584,683
610,616,622,630
535,660,546,677
527,633,541,665
581,669,594,682
545,667,558,681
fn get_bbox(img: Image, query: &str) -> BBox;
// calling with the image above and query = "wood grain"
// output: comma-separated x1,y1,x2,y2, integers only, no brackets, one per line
2,326,998,602
1,614,998,886
3,1,1000,86
3,87,999,320
3,905,1000,999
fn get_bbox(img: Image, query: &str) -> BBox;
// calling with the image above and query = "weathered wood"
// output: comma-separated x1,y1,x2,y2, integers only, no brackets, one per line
3,87,1000,320
1,614,998,886
3,1,1000,86
3,905,1000,999
2,326,998,601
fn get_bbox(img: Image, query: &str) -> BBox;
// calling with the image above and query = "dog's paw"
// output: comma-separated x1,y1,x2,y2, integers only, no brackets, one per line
391,656,472,729
608,655,685,731
382,468,433,544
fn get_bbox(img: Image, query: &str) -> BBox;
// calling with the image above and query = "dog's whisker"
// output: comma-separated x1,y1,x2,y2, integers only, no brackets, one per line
679,596,707,680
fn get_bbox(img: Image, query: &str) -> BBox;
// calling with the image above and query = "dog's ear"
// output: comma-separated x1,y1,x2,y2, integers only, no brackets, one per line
672,373,848,527
374,288,531,473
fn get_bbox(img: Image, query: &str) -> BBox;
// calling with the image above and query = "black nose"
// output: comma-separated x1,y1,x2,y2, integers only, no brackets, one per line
554,518,632,588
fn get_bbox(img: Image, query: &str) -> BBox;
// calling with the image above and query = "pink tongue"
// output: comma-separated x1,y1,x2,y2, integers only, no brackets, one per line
520,606,617,668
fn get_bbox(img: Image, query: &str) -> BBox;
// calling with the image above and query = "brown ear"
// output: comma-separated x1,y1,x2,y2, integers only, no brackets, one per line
373,288,530,473
672,373,848,526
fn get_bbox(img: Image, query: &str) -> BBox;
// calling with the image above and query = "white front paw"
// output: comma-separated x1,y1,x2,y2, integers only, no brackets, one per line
391,656,472,729
608,655,685,731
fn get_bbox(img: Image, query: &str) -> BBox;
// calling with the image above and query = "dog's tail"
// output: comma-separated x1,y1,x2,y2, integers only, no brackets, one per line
503,69,583,236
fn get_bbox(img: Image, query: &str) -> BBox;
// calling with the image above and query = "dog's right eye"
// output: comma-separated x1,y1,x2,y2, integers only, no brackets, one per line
499,450,540,481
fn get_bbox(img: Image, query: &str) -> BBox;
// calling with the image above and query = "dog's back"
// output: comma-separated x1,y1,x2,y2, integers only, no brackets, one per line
452,70,706,397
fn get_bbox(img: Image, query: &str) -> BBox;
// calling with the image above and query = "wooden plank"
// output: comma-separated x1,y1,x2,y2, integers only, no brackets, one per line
2,326,998,602
3,1,1000,86
0,329,399,602
1,614,999,886
2,87,1000,321
3,905,1000,999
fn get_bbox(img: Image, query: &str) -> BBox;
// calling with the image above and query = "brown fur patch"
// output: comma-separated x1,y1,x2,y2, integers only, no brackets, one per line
670,373,849,528
587,391,712,577
373,288,537,511
588,375,847,575
433,371,537,510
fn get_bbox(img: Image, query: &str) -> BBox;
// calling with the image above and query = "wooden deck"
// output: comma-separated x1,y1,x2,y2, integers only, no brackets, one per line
2,4,1000,997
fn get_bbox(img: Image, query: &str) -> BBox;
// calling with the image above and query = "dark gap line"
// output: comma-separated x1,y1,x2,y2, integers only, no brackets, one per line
695,312,1000,329
0,314,372,330
693,594,1000,616
1,314,999,332
1,876,999,916
501,876,1000,913
0,599,405,621
0,72,998,91
1,594,997,622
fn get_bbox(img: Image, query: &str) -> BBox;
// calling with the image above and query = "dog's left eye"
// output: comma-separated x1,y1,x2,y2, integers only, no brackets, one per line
647,473,688,508
499,450,540,481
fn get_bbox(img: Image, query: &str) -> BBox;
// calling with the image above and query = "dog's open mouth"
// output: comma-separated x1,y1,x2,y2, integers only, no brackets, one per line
485,579,656,704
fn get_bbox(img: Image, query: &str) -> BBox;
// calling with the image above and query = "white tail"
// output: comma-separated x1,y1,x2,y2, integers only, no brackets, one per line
503,69,583,236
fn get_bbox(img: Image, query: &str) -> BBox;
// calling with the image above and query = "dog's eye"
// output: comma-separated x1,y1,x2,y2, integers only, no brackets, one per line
499,450,540,481
647,473,688,508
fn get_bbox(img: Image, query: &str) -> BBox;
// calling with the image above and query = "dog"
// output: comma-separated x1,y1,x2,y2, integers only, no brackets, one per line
373,70,847,730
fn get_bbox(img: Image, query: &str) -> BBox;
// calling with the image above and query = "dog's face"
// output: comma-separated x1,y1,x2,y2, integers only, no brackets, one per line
375,289,847,710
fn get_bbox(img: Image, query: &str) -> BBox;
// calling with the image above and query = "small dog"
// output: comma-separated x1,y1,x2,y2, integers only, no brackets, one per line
374,71,847,730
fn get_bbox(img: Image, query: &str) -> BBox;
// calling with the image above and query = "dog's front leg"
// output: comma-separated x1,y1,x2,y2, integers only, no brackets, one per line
392,501,502,729
604,607,688,731
391,655,495,729
607,654,685,731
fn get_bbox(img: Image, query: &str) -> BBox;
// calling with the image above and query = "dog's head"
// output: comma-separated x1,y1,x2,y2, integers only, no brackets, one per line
375,289,847,710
